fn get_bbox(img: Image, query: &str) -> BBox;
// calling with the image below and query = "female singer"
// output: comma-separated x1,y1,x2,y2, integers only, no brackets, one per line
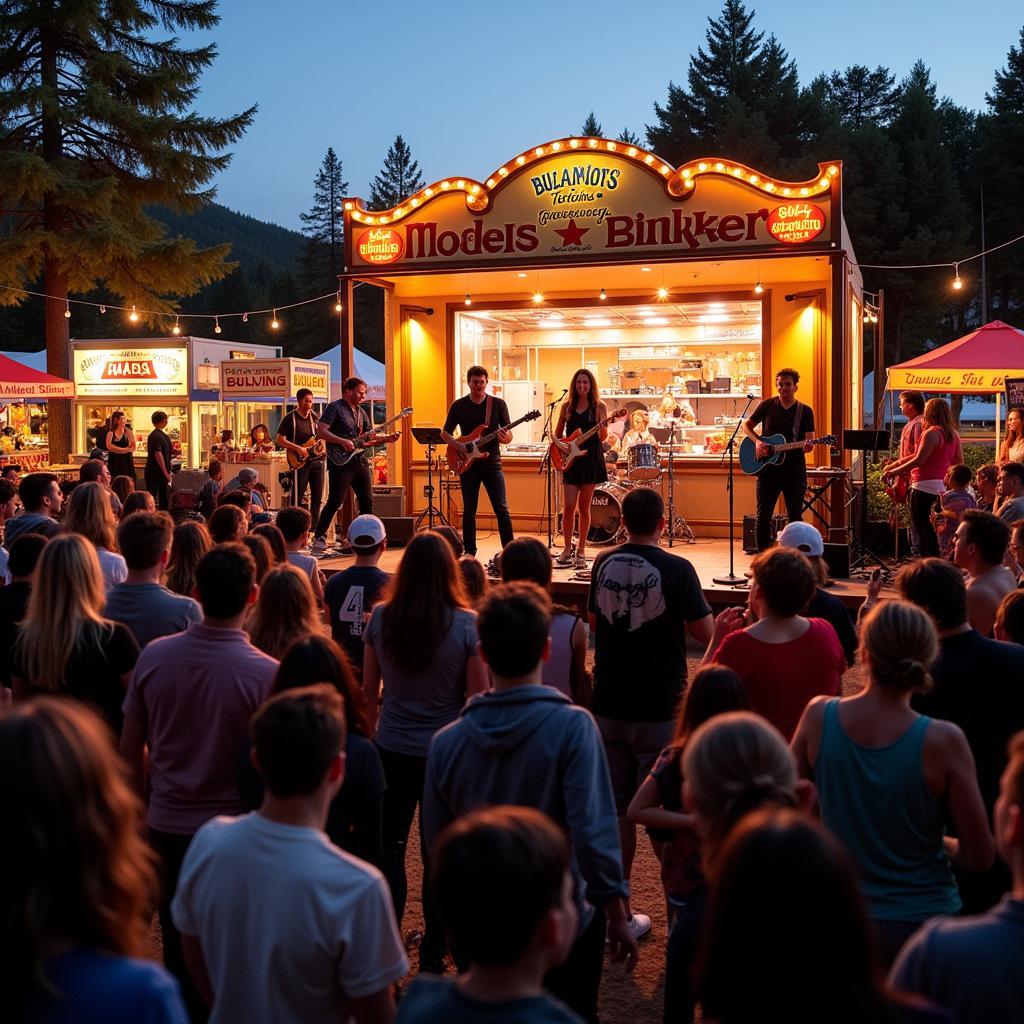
999,408,1024,465
554,368,608,568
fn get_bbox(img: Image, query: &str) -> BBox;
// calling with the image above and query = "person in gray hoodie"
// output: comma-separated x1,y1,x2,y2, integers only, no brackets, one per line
424,581,638,1024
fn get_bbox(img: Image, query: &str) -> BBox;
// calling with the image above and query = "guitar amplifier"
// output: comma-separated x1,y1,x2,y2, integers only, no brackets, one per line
371,486,405,518
742,514,788,553
380,517,415,547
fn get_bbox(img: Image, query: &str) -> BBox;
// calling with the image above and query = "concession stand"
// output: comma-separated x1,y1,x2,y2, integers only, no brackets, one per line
0,352,75,471
70,337,281,470
338,138,864,536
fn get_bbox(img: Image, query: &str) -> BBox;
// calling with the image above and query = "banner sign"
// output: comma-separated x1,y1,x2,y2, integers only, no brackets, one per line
887,367,1019,393
0,379,74,399
344,142,839,274
74,347,187,397
220,358,330,400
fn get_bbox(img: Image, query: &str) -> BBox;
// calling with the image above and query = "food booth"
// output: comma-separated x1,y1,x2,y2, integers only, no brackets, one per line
339,137,863,537
71,337,281,470
218,356,331,506
0,352,75,471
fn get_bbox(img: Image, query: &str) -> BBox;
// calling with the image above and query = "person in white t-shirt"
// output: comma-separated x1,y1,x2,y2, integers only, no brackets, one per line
171,684,408,1024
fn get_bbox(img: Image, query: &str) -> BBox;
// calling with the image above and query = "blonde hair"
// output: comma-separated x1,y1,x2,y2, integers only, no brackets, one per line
859,600,937,693
683,711,799,867
923,397,957,443
64,481,118,552
247,564,323,659
16,534,112,693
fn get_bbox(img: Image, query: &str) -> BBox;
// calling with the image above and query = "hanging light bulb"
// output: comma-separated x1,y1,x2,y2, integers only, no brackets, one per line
754,281,764,295
214,316,222,334
657,286,669,301
63,301,71,319
129,305,139,322
334,292,343,313
172,316,181,336
271,310,279,329
599,287,607,301
99,304,106,314
952,263,963,291
532,291,544,304
464,294,472,306
242,312,248,323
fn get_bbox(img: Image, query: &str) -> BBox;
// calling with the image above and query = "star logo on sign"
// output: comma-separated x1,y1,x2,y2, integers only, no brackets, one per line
554,218,590,247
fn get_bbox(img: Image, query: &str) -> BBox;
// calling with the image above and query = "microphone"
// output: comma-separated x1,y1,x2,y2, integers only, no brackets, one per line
559,388,568,397
747,393,755,400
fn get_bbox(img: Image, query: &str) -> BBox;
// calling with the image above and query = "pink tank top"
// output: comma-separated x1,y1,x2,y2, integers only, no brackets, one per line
915,427,959,484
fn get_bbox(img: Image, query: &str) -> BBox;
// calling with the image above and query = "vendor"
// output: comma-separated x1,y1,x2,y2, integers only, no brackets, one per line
212,428,235,458
248,423,275,453
650,392,695,427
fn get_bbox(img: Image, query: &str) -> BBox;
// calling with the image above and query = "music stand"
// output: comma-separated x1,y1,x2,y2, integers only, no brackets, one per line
411,426,450,531
844,428,890,575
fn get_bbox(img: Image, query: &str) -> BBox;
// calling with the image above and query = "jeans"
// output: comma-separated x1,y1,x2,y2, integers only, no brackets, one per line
754,464,806,550
910,488,940,557
314,456,373,540
375,744,446,968
290,457,325,527
458,458,514,555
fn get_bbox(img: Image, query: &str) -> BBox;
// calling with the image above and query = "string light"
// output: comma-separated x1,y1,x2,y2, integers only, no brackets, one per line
754,281,764,295
63,301,71,319
242,312,248,323
532,291,544,304
214,316,222,334
271,310,279,329
129,305,139,322
599,287,607,301
334,292,343,313
464,294,472,306
952,263,963,290
657,286,669,301
99,304,106,314
172,316,181,336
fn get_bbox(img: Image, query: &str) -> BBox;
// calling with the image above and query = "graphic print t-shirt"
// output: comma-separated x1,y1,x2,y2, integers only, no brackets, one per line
323,565,391,671
588,544,711,722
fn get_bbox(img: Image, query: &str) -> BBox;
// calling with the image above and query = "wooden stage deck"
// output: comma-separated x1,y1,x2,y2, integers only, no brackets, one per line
317,532,897,613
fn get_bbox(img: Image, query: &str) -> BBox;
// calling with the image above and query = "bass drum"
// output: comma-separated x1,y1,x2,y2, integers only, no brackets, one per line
627,442,661,481
587,482,631,545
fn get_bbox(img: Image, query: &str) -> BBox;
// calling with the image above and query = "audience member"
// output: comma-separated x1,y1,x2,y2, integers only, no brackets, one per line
999,408,1024,465
458,554,488,607
251,521,287,563
587,486,713,938
1008,520,1024,584
0,476,18,579
79,457,123,518
706,546,844,739
0,699,187,1023
791,600,994,966
12,534,139,736
197,458,224,521
63,480,128,590
501,536,589,703
121,489,156,516
364,530,489,974
891,730,1024,1024
323,514,390,677
120,543,277,1017
277,505,325,604
0,533,47,687
104,511,201,648
164,519,212,596
996,461,1024,526
0,463,19,482
111,473,136,507
699,808,953,1024
5,471,62,546
425,582,637,1021
240,531,274,583
246,563,322,659
935,464,977,559
400,806,583,1024
973,462,999,512
952,509,1016,636
207,502,246,544
776,521,858,665
217,487,253,520
223,467,268,510
171,686,406,1023
995,590,1024,645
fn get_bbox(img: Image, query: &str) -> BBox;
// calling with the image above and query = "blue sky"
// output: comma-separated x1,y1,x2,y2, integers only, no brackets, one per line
189,0,1023,230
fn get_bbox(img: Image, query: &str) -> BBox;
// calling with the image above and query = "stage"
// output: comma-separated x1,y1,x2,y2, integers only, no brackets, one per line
316,532,893,613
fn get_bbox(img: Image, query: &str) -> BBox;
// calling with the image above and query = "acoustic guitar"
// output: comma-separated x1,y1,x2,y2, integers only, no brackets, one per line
738,433,837,475
550,408,628,472
285,437,326,470
447,410,541,475
327,407,413,467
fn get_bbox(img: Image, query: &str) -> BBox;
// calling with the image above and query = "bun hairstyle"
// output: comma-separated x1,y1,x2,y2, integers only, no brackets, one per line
860,600,937,693
683,711,799,868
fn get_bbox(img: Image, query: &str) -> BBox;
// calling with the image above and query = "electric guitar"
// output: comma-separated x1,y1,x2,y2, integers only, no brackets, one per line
880,459,910,504
286,436,327,470
550,408,628,472
326,407,413,467
447,410,541,475
738,433,837,475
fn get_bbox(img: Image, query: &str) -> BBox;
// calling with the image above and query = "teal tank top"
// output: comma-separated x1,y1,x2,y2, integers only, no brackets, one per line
816,699,960,922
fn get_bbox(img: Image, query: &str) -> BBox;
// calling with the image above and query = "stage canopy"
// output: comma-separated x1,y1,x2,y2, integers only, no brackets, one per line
0,352,74,400
886,320,1024,394
313,346,386,401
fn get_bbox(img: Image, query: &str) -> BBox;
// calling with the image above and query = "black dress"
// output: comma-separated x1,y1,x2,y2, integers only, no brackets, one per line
107,429,135,482
562,405,608,486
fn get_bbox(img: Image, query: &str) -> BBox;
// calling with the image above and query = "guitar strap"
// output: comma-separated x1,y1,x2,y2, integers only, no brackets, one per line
484,394,494,431
793,400,804,442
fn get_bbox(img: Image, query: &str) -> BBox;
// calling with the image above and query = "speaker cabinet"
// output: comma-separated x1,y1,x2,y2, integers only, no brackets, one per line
742,514,788,554
380,517,414,547
372,486,405,518
822,542,851,579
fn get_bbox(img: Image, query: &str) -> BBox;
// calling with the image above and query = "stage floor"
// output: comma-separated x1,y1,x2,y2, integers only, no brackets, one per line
317,531,894,611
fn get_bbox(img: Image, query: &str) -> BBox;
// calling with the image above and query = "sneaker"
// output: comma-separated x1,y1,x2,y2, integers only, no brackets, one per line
310,536,327,554
627,913,652,940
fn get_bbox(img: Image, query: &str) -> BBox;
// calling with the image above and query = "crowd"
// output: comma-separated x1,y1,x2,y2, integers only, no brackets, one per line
2,420,1024,1024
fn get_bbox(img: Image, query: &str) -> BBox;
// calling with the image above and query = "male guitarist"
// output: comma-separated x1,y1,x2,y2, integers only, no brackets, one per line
742,367,816,551
440,365,515,557
311,377,398,554
897,390,925,555
276,387,323,528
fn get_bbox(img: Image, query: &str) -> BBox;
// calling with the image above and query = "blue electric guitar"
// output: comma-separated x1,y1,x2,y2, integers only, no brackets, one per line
326,407,413,467
739,433,837,475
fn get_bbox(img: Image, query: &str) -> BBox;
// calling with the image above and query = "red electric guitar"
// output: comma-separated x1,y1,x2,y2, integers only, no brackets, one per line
447,409,541,475
881,460,910,504
550,408,628,473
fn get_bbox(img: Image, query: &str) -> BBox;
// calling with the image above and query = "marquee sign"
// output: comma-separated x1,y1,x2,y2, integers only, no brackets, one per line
343,140,840,274
220,358,330,400
74,347,187,397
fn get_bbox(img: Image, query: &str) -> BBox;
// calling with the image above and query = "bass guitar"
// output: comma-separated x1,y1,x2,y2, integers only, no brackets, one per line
327,407,413,467
550,408,628,473
738,433,837,475
286,437,326,470
447,409,541,476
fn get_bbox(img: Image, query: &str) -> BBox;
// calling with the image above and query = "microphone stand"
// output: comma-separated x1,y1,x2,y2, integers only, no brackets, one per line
539,389,568,551
713,394,756,587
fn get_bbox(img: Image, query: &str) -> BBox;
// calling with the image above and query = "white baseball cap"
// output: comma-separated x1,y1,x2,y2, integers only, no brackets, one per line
777,521,824,557
347,514,386,549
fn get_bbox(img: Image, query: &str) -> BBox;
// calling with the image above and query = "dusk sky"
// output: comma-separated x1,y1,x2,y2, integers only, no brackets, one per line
189,0,1023,231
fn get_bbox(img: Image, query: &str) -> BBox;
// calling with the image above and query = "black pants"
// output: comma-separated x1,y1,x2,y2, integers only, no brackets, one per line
314,456,373,540
146,471,169,512
663,886,707,1024
150,827,207,1022
459,459,514,556
910,487,941,557
375,745,446,969
544,904,607,1024
290,457,325,528
755,464,806,550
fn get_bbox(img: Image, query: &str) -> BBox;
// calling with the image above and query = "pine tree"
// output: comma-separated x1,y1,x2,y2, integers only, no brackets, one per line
0,0,255,458
368,135,423,211
300,147,348,286
616,127,641,145
581,112,603,137
825,65,900,128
